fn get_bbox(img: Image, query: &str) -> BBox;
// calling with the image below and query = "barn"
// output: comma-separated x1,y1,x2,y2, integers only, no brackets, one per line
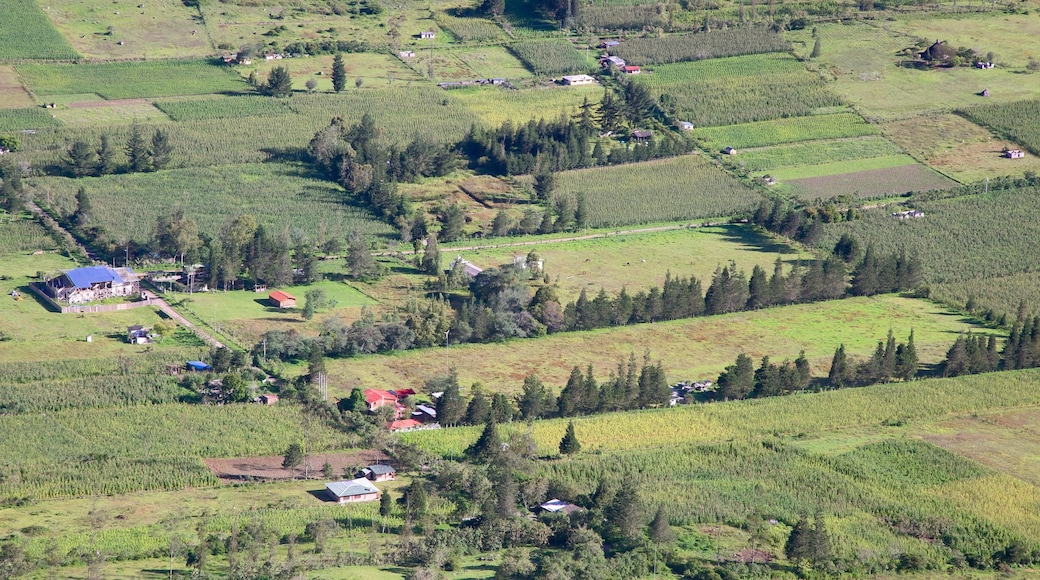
44,266,140,304
268,290,297,308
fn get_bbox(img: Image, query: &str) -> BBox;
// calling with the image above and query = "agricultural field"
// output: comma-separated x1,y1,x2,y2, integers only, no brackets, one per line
0,216,57,255
450,84,601,126
0,66,35,110
554,154,762,226
325,295,990,395
0,108,63,133
248,52,425,93
694,112,878,150
931,271,1040,323
168,278,377,346
435,13,505,42
48,99,169,125
16,60,247,100
0,0,80,60
819,185,1040,285
31,163,394,245
451,46,534,79
883,113,1040,183
154,95,294,122
451,225,811,302
640,53,845,127
36,0,211,60
920,407,1040,487
773,156,957,200
788,22,1040,120
609,27,790,65
889,13,1040,69
509,39,592,75
958,99,1040,157
727,136,904,173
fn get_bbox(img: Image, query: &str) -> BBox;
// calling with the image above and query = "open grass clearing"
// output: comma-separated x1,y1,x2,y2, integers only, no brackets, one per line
919,409,1040,487
325,295,990,395
0,0,79,60
882,113,1040,183
693,113,877,150
452,46,533,79
787,22,1040,120
16,60,247,100
889,13,1040,70
247,53,425,93
49,100,169,125
37,0,209,60
30,163,394,245
554,154,762,227
785,163,957,200
452,225,811,302
451,83,601,126
769,154,918,181
0,66,35,110
727,136,904,173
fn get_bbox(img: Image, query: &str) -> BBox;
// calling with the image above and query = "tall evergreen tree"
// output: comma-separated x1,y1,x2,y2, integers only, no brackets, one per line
559,421,581,454
747,264,770,309
895,330,918,380
557,365,584,417
465,384,491,425
435,372,466,427
149,128,173,170
262,65,293,97
96,134,117,175
466,420,502,463
828,344,853,388
65,140,98,177
809,514,832,566
346,231,377,279
716,353,755,400
125,122,151,173
72,187,94,229
420,233,441,275
648,507,676,544
785,515,812,563
331,53,346,92
490,392,513,423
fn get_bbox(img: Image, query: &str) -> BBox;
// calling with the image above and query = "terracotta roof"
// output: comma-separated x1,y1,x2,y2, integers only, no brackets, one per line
364,389,397,404
387,419,422,431
269,290,296,302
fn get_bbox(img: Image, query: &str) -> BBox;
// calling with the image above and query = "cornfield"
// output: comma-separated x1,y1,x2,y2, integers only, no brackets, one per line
726,136,902,172
434,14,504,42
0,0,79,60
957,99,1040,156
16,60,246,100
510,40,591,75
154,95,295,121
608,28,790,65
0,107,63,133
0,216,57,254
693,113,878,149
576,5,665,31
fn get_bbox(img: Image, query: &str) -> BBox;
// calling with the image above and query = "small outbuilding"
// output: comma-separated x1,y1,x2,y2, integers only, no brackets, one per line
724,146,737,155
387,418,423,431
325,478,380,503
623,65,641,74
186,361,212,372
632,129,653,141
127,325,150,344
259,394,279,405
1006,149,1024,159
420,30,436,39
359,464,396,482
268,290,297,309
561,74,596,86
539,499,582,515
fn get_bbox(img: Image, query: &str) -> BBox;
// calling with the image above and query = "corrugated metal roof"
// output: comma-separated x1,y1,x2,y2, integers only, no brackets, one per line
326,478,379,498
65,266,125,289
366,464,395,475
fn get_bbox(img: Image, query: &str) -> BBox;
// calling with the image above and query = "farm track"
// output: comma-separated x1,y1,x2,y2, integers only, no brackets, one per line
380,223,719,256
153,297,224,349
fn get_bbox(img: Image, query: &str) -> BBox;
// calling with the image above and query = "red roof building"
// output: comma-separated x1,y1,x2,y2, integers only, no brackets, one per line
268,290,297,308
623,65,641,74
364,389,398,412
387,419,422,431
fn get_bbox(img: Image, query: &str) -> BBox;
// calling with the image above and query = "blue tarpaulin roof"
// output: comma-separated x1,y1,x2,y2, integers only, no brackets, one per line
64,266,126,289
186,361,212,371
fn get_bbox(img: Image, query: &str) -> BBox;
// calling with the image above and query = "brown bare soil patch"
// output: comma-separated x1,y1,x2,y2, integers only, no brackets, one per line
788,164,956,198
921,411,1040,486
733,548,774,563
204,450,388,483
67,98,150,108
0,66,35,109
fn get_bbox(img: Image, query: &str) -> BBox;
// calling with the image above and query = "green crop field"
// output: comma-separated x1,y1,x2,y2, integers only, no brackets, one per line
324,295,989,395
16,60,247,100
452,225,811,302
0,0,80,60
819,185,1040,287
788,22,1040,120
640,54,844,127
932,271,1040,322
694,113,879,149
769,154,918,181
784,163,958,199
154,95,295,121
452,47,534,80
554,154,762,227
32,163,394,246
729,136,903,172
451,84,601,126
610,28,790,65
959,99,1040,156
49,101,170,125
0,107,63,132
510,40,592,75
0,216,57,255
434,13,504,42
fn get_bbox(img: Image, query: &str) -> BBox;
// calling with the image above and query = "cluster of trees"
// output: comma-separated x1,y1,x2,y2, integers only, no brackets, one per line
0,157,26,213
942,310,1040,377
63,125,172,177
750,197,856,248
828,330,918,388
308,114,458,222
715,352,811,400
278,39,370,56
784,514,832,568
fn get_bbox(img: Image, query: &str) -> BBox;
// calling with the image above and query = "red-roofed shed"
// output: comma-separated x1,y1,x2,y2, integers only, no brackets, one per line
387,419,422,431
268,290,297,308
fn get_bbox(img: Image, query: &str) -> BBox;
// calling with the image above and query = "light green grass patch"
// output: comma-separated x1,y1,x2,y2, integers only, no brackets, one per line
16,60,246,99
248,53,425,94
325,295,991,396
694,113,878,149
769,154,917,180
890,13,1040,69
50,101,169,125
452,46,533,79
452,84,600,126
0,0,79,60
0,66,35,110
453,225,810,302
730,136,903,172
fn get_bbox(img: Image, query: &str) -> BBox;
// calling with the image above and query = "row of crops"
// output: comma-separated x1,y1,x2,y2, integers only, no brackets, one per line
693,112,879,149
0,216,57,254
609,27,790,65
16,60,246,100
0,0,79,60
509,39,592,75
958,98,1040,156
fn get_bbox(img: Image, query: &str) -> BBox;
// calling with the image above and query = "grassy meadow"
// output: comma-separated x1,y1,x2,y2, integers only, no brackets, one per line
554,154,762,226
780,161,958,199
451,225,811,301
16,60,247,100
890,13,1040,69
725,136,903,172
324,295,990,395
451,84,602,126
693,112,878,149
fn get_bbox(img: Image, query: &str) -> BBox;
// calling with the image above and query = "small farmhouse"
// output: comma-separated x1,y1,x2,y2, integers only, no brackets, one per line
420,30,436,39
363,389,399,412
186,361,212,372
623,65,641,74
1006,149,1024,159
359,464,396,482
919,40,953,64
127,325,150,344
399,50,415,58
450,256,484,277
601,56,626,69
724,146,737,155
539,499,581,515
325,478,380,503
44,266,140,304
678,121,694,131
562,74,596,86
598,40,620,49
268,290,296,308
413,404,437,423
632,129,653,141
387,418,423,431
259,394,279,405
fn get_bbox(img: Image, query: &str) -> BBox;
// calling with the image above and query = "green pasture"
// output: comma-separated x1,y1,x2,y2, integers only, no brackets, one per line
451,84,601,126
817,185,1040,286
452,225,811,302
784,163,958,200
693,113,878,149
37,0,211,60
768,154,918,181
554,153,763,227
49,101,170,125
917,407,1040,488
16,60,246,100
728,136,903,172
0,0,79,60
324,295,991,395
452,46,532,79
890,13,1040,69
883,113,1040,183
248,52,425,93
31,163,394,244
789,22,1040,120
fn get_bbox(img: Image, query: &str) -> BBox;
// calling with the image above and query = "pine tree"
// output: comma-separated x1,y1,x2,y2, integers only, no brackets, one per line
262,65,293,97
282,443,303,480
346,230,376,280
420,233,441,275
895,330,918,380
125,122,151,173
828,344,852,388
73,187,94,229
811,37,822,58
149,128,173,170
435,372,465,426
648,507,675,544
65,140,98,177
716,353,755,400
809,515,832,566
332,53,346,92
794,351,811,389
490,392,513,423
466,421,501,462
559,421,581,454
747,264,769,309
785,515,811,563
557,366,584,417
881,329,897,380
465,385,491,425
517,374,549,420
96,134,117,175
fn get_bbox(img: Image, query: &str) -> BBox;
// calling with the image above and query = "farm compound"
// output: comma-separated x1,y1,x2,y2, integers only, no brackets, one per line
42,266,140,304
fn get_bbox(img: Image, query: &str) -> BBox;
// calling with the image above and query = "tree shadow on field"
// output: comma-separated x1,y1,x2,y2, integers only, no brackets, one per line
715,223,800,255
260,147,309,164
